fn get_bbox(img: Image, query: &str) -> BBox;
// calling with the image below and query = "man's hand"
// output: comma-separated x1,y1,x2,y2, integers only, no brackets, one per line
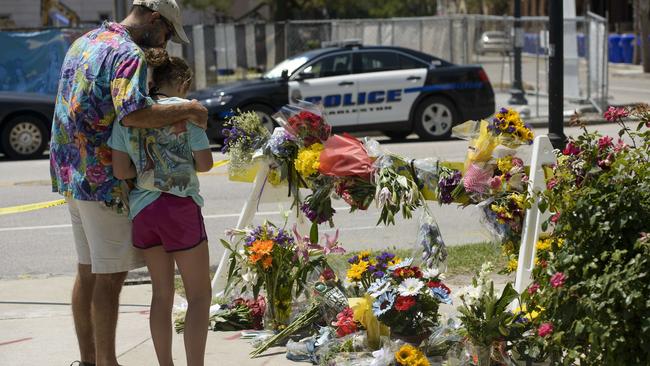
187,100,208,130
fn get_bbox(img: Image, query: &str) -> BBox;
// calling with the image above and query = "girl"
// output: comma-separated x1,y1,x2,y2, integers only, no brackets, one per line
109,49,212,366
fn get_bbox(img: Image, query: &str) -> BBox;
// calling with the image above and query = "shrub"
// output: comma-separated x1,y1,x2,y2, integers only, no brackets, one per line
521,106,650,365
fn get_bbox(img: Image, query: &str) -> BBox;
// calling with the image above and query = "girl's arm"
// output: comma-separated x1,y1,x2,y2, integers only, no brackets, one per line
112,150,137,179
193,149,213,173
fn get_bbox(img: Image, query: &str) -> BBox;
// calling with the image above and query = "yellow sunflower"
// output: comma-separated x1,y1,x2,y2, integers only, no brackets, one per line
395,344,417,365
346,260,369,281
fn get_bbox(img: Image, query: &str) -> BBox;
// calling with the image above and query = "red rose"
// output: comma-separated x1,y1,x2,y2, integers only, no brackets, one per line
394,296,416,312
527,282,540,294
550,272,567,288
538,322,554,337
427,281,451,294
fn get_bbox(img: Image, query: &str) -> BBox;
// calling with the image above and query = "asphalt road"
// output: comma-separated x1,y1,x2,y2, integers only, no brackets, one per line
0,123,625,278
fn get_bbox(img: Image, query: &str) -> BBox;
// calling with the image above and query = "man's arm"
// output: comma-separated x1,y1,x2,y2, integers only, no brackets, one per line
112,150,137,179
121,100,208,129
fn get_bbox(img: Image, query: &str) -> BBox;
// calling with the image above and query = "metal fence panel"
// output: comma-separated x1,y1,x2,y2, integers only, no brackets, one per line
36,14,601,118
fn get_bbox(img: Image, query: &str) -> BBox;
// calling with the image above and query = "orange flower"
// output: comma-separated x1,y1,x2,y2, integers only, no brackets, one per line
251,240,274,256
262,256,273,269
249,252,263,264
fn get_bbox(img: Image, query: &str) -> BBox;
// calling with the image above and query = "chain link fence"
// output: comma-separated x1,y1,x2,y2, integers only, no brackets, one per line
173,14,608,118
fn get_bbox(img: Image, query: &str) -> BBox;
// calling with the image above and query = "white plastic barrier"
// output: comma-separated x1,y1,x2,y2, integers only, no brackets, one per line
514,135,557,293
210,134,557,297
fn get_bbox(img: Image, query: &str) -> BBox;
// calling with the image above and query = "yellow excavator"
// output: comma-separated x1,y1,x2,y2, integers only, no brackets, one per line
41,0,80,27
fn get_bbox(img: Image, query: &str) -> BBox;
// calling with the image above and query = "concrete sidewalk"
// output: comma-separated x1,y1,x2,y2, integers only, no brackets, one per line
0,274,488,365
0,276,288,366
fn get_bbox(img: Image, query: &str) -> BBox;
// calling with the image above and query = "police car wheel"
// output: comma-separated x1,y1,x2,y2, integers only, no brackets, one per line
242,104,275,133
413,97,457,140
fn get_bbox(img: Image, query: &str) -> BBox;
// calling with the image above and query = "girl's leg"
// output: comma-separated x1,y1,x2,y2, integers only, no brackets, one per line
142,246,176,366
173,240,211,366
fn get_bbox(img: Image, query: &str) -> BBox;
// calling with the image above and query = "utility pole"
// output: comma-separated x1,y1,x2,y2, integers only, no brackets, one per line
548,0,566,148
114,0,128,21
509,0,528,105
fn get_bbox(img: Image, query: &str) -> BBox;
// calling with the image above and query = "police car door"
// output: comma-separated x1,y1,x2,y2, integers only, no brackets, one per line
287,52,358,127
354,51,427,125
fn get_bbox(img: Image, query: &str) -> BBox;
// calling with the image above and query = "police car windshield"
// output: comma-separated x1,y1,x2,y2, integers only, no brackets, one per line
263,56,310,79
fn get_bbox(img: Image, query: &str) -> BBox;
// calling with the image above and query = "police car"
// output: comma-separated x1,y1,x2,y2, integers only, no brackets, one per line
190,40,495,141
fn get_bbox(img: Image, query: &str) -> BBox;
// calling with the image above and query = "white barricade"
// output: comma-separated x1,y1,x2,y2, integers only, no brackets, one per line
210,134,557,297
514,135,557,293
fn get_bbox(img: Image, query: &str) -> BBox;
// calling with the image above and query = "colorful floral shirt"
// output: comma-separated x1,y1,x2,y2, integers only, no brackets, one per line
49,22,153,207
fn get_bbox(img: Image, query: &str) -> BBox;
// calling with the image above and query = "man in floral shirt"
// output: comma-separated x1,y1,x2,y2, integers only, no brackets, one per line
49,1,207,365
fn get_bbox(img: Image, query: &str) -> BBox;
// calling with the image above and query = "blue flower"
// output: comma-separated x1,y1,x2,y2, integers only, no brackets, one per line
430,287,452,305
388,257,413,271
372,291,396,317
367,278,390,298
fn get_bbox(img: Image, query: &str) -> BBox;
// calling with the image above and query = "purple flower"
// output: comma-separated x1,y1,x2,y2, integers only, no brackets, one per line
300,203,331,224
373,271,385,278
348,255,359,264
499,107,509,114
274,228,294,247
438,170,462,204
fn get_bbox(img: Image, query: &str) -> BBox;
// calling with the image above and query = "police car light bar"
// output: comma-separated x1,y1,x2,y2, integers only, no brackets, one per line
322,39,363,48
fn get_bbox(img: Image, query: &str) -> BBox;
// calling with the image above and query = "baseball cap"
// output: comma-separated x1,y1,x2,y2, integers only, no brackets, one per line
132,0,190,44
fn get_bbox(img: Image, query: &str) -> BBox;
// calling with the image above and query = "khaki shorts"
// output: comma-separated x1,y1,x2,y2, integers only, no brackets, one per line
67,198,145,274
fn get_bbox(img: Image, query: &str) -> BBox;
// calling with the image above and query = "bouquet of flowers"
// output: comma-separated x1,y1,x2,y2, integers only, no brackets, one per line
456,262,521,366
488,107,535,147
222,220,343,330
374,155,425,226
274,101,331,147
210,296,266,331
367,258,451,339
221,110,271,177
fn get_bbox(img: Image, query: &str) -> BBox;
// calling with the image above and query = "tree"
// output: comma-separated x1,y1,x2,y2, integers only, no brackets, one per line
181,0,232,22
640,0,650,72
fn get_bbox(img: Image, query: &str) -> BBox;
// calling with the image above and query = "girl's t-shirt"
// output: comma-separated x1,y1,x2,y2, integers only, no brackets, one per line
108,97,210,219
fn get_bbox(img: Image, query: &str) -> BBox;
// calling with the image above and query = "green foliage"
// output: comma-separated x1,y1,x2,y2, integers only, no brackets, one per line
526,109,650,365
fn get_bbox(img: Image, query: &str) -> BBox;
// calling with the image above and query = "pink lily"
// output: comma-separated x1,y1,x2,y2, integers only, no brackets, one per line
321,229,346,255
292,224,314,261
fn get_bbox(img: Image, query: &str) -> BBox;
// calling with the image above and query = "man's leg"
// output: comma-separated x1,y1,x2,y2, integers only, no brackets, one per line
72,263,96,364
92,272,127,366
74,198,145,366
68,199,97,364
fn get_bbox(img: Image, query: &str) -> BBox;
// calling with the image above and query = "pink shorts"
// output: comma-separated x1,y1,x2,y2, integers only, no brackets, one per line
132,193,207,252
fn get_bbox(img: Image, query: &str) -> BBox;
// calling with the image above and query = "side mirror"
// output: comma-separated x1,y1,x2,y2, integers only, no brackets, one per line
296,71,316,81
281,69,289,80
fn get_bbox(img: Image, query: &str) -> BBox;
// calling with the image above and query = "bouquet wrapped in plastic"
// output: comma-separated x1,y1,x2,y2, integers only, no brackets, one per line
273,100,331,146
319,133,374,180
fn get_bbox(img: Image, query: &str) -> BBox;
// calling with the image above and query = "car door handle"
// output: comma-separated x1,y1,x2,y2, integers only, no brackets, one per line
338,81,354,86
407,76,422,81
